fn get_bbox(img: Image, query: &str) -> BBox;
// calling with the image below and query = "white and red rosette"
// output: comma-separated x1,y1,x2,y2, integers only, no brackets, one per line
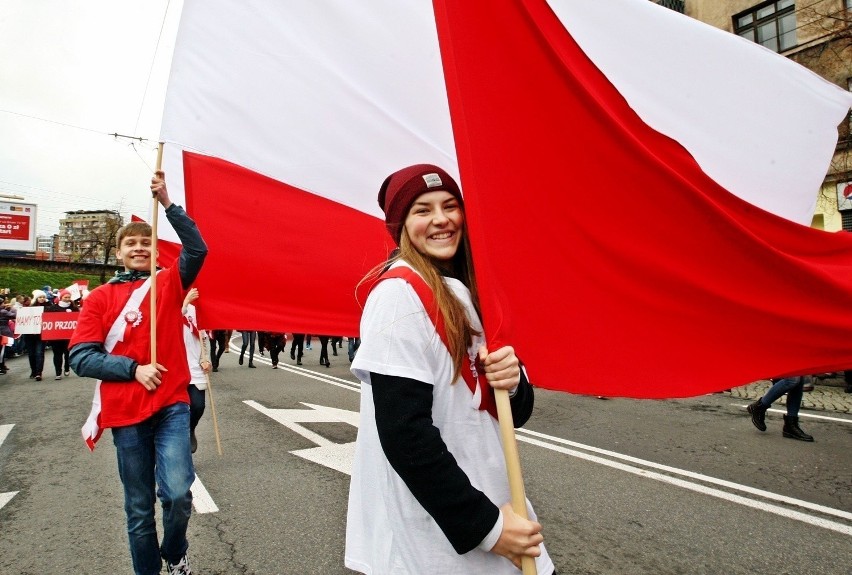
124,308,143,328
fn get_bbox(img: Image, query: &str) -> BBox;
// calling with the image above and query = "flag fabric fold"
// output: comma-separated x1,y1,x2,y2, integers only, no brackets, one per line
433,0,852,397
181,152,390,336
158,0,852,398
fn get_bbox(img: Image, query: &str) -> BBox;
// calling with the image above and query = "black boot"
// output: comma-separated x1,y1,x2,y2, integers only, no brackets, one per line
747,400,767,432
239,354,244,365
782,415,814,442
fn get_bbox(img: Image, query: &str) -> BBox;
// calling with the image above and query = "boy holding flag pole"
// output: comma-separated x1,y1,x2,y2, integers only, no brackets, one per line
70,166,208,575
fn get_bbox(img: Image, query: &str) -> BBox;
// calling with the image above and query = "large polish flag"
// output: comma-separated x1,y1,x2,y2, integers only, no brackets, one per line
158,0,852,398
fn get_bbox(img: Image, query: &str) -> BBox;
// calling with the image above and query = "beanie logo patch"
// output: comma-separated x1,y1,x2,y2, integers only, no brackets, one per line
422,173,443,188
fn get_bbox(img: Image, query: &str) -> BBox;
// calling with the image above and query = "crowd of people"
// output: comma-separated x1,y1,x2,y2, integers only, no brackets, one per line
0,285,82,380
0,286,362,384
218,330,357,370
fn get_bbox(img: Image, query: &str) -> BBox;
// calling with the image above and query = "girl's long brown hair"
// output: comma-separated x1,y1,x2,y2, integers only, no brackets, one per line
360,219,481,383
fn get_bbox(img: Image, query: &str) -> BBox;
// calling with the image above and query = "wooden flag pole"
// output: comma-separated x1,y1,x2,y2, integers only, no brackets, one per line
203,371,224,456
197,329,224,455
150,142,164,365
494,388,537,575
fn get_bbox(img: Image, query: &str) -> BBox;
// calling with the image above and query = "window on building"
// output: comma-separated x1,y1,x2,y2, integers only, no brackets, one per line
655,0,685,13
734,0,796,53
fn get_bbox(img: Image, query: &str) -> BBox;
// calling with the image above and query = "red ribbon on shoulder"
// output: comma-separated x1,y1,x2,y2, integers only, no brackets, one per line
370,266,498,419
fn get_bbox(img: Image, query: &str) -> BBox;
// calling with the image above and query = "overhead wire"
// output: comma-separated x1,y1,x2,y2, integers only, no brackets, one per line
134,0,172,138
0,1,176,237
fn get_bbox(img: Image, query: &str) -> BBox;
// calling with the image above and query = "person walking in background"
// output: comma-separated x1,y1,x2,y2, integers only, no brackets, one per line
318,335,331,367
0,299,16,374
41,285,54,304
9,295,26,357
346,164,552,574
209,330,227,372
256,331,268,357
181,288,211,454
267,332,286,369
747,375,814,441
305,334,312,351
331,336,343,355
238,330,256,368
24,289,49,381
46,289,78,380
347,336,360,363
70,170,207,575
290,333,305,366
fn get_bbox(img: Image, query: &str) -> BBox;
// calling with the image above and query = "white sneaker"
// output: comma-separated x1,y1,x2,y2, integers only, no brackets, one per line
167,555,192,575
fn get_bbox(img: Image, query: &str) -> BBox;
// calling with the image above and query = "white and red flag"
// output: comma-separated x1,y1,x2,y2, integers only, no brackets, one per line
157,0,852,398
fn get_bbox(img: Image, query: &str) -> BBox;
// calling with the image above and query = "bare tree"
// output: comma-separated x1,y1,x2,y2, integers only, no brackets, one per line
64,210,124,281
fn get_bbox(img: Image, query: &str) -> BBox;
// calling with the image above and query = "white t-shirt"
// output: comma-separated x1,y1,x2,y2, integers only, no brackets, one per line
347,262,553,575
182,304,208,390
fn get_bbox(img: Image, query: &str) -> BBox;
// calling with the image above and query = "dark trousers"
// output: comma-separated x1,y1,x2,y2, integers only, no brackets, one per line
210,331,227,370
24,335,45,377
290,334,304,362
319,336,330,366
269,340,285,366
51,339,70,376
188,384,206,433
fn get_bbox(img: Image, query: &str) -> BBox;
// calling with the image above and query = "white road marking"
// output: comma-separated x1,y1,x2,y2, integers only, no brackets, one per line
243,353,361,392
292,443,355,475
0,425,18,510
0,491,18,511
734,404,852,424
516,429,852,535
190,475,219,513
0,423,14,446
244,401,358,475
246,364,852,535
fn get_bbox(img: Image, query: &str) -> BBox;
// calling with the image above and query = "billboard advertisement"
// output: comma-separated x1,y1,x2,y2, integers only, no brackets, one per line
0,201,37,251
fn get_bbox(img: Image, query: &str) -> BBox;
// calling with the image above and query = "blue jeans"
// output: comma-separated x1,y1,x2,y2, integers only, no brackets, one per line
347,337,360,362
759,376,804,417
112,402,195,575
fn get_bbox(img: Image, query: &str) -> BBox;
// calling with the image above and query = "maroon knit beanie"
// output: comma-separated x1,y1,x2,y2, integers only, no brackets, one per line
377,164,463,245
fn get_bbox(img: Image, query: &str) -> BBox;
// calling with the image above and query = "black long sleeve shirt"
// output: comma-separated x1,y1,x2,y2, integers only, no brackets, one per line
371,369,534,554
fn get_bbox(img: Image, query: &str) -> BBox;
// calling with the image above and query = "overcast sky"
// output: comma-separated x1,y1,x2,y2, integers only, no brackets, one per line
0,0,183,237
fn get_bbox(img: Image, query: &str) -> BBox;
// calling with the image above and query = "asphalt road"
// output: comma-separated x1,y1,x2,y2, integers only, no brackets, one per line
1,339,850,575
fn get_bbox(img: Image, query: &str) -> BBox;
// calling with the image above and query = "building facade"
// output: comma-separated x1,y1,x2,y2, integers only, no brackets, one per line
58,210,123,265
35,234,59,260
680,0,852,230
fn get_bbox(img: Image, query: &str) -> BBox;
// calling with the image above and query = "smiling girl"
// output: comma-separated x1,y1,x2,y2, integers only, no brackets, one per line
346,164,554,574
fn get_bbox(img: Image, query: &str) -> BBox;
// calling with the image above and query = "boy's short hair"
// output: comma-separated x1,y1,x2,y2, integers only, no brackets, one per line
116,222,152,246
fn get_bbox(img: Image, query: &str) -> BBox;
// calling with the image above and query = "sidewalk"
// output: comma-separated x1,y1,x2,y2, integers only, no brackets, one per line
727,375,852,414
